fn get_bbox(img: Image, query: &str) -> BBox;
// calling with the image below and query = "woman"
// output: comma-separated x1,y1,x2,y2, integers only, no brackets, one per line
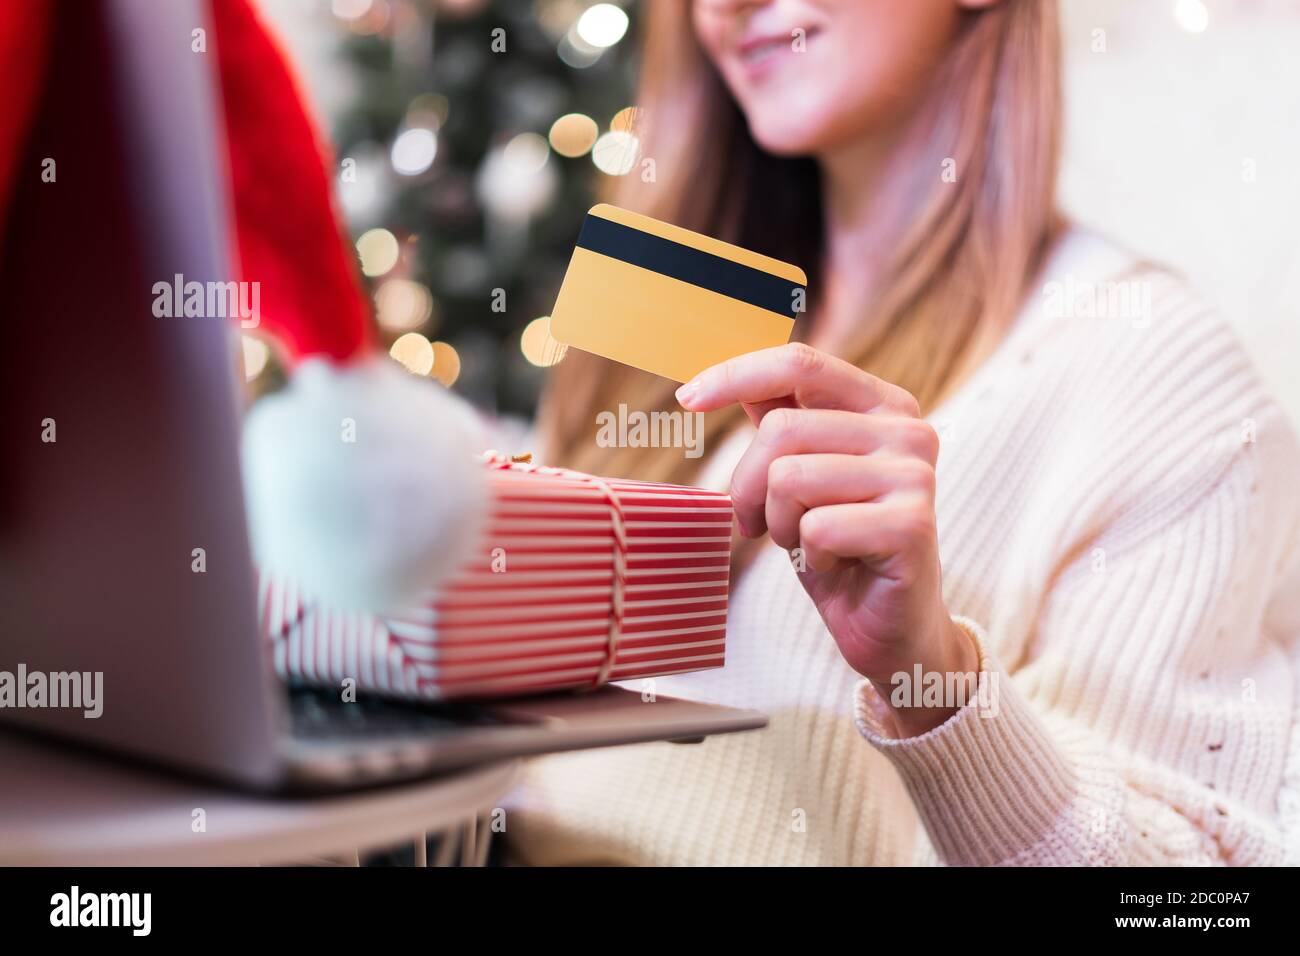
511,0,1300,865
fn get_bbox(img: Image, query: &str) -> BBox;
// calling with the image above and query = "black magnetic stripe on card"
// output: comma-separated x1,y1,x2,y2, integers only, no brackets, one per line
576,214,805,319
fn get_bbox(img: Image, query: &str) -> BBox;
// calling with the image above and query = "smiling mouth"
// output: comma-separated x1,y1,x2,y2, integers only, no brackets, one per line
738,26,821,68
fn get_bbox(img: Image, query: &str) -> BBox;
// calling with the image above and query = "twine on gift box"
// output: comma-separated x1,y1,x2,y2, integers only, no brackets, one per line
483,451,628,688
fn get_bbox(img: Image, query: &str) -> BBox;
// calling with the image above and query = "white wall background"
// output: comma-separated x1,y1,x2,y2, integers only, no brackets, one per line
259,0,1300,423
1059,0,1300,424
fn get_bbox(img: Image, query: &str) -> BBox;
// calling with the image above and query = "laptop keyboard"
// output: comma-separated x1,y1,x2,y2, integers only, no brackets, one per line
286,684,509,741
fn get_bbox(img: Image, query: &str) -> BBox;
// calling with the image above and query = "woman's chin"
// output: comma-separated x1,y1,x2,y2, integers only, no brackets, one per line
745,115,834,158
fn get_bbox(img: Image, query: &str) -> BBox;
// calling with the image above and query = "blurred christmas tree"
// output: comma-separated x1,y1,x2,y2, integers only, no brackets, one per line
327,0,640,417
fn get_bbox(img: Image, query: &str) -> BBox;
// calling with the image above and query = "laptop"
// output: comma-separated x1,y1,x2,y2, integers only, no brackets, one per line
0,0,765,791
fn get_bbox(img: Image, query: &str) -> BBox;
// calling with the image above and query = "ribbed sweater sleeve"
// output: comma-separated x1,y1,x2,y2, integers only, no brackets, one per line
855,287,1300,866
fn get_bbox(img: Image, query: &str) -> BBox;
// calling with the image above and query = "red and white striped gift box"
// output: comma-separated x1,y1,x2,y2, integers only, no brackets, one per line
261,455,733,700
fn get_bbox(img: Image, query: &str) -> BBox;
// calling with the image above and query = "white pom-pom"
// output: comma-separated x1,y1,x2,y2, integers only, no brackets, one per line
241,357,488,611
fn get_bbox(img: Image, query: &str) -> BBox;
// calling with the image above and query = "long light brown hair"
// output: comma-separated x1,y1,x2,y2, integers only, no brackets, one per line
540,0,1062,490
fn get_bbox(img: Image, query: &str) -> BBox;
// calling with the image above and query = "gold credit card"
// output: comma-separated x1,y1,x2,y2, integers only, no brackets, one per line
549,204,807,383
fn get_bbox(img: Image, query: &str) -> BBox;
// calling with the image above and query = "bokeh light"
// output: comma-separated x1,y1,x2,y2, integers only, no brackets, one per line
591,130,639,175
242,334,270,381
548,113,599,158
520,316,568,367
610,106,642,133
1173,0,1209,34
557,31,603,69
334,0,388,35
536,0,587,40
405,93,449,132
391,127,438,176
430,341,462,387
476,137,558,222
503,132,550,172
576,4,629,48
375,278,435,332
356,227,401,277
389,332,435,375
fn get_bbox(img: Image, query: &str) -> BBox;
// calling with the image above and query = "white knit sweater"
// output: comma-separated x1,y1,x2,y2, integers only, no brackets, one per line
508,229,1300,866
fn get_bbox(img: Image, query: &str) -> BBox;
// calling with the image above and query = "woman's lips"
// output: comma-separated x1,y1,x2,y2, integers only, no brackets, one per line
736,26,821,79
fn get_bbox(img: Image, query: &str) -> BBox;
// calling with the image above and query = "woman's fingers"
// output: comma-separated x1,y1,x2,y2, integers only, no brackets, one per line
739,396,797,428
798,499,937,577
730,408,940,536
765,454,936,550
676,343,920,417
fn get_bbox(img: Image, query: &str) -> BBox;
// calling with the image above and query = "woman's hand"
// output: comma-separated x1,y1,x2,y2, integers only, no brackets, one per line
676,343,977,736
